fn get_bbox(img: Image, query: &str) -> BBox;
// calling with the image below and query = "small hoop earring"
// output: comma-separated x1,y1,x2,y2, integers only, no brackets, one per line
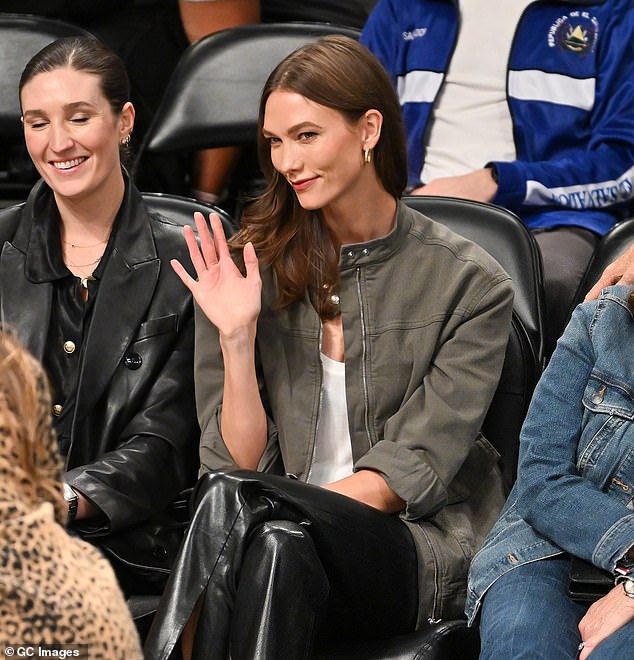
363,147,372,164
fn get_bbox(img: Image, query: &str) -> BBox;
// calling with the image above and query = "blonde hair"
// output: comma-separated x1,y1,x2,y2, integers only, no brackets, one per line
0,331,65,523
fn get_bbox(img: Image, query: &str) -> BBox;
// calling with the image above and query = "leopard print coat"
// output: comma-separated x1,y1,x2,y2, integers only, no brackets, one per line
0,356,142,658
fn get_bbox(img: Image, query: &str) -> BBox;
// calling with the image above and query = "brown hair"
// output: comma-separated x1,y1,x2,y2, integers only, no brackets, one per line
232,35,407,318
0,331,65,523
19,36,132,161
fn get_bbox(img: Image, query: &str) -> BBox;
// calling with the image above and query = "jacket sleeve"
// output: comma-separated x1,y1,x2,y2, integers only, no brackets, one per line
360,0,400,83
515,297,634,570
492,6,634,214
355,275,514,520
66,304,199,534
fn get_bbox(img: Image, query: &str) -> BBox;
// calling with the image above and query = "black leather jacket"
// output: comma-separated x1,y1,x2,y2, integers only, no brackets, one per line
0,178,199,593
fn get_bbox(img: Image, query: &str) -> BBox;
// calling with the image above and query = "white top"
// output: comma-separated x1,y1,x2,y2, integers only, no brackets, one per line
308,352,354,486
421,0,533,183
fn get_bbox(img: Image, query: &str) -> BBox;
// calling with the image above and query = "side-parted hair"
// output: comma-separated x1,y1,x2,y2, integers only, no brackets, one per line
232,35,408,318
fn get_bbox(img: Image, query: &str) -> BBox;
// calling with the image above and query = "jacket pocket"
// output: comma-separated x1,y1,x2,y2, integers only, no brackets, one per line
447,433,501,504
134,314,178,341
579,373,634,477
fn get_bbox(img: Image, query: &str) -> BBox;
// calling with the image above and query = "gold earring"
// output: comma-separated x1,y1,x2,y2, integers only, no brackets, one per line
121,133,131,146
363,147,372,164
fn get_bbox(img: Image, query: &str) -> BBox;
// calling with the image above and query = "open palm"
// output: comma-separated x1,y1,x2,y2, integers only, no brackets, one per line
171,212,262,338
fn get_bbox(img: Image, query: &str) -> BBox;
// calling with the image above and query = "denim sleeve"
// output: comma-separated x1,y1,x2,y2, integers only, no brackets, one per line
515,298,634,570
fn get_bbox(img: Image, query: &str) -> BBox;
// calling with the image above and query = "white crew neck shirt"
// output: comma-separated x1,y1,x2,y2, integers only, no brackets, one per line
421,0,533,183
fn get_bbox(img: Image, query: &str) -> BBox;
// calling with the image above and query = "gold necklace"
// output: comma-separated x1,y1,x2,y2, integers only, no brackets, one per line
65,256,103,268
63,238,108,248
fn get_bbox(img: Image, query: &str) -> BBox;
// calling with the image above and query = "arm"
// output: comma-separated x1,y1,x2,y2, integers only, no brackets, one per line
67,306,199,533
172,212,267,470
325,470,405,513
490,8,634,214
178,0,260,44
410,168,498,203
515,299,634,569
355,276,514,520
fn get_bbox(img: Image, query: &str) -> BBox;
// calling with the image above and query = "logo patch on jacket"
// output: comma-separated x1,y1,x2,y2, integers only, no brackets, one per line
548,11,599,56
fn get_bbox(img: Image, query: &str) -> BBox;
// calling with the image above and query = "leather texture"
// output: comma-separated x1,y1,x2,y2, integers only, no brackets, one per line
0,179,200,593
0,14,95,203
131,22,360,166
142,191,237,235
144,470,419,660
572,215,634,307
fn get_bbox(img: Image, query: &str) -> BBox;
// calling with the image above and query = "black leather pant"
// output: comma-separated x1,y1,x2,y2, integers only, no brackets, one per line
144,470,418,660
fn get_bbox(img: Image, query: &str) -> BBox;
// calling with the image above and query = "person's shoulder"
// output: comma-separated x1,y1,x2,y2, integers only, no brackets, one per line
0,202,25,242
400,202,510,281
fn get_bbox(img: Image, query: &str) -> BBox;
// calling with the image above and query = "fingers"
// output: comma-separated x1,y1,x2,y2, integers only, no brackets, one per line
182,223,208,276
208,213,231,261
243,241,261,282
584,273,617,301
194,212,218,268
171,258,196,291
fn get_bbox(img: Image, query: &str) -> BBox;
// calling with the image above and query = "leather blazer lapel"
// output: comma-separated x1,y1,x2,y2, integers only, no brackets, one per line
0,242,52,360
74,245,160,422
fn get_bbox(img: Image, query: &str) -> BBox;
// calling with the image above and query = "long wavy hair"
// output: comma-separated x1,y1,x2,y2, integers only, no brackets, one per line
0,332,65,524
231,35,407,318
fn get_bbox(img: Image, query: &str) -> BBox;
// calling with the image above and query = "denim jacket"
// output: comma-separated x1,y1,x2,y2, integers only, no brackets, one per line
465,285,634,624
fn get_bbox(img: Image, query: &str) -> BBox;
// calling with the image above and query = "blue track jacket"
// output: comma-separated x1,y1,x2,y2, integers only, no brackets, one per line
361,0,634,234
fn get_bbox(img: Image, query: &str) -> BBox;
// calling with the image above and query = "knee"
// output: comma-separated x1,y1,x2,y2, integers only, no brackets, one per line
244,521,329,601
248,520,314,558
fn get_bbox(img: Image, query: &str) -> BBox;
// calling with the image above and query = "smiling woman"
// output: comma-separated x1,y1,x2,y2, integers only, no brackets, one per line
0,37,199,597
145,36,514,660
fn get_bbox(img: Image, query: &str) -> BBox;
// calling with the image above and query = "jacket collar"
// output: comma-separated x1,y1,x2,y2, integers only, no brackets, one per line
337,200,411,271
1,175,161,419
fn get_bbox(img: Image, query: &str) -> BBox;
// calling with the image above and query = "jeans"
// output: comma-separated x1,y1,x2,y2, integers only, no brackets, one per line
479,556,634,659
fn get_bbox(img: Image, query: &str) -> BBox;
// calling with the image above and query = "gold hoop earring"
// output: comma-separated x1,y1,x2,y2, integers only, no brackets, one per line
363,147,372,164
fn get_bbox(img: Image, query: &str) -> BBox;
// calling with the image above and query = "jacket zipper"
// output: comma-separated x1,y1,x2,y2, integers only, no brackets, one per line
356,268,373,449
305,324,324,482
419,525,441,620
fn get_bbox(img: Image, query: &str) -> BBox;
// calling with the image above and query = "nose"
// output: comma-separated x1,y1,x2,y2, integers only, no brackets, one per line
49,121,74,153
274,141,302,178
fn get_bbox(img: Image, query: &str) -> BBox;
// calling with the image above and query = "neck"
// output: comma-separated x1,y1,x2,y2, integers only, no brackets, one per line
56,174,125,245
323,185,397,245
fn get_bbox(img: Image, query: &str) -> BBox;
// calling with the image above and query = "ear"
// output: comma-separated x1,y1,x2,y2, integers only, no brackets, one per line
360,108,383,151
119,101,135,139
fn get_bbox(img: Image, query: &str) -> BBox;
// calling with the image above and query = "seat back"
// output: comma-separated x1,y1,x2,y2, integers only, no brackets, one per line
0,14,94,205
131,22,360,193
403,196,546,489
141,191,237,236
572,216,634,307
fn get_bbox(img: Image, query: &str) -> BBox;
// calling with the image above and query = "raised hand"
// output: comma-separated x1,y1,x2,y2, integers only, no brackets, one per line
171,212,262,340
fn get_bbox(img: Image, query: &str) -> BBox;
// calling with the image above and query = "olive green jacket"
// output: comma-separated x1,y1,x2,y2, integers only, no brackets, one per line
194,201,513,625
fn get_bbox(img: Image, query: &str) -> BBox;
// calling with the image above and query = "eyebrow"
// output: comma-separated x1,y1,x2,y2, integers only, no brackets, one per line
22,101,98,119
262,121,322,137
